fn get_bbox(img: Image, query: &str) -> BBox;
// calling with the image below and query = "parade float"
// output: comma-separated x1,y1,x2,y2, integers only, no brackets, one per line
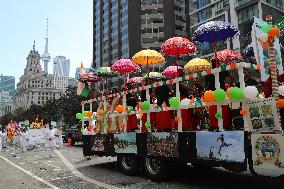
77,16,284,181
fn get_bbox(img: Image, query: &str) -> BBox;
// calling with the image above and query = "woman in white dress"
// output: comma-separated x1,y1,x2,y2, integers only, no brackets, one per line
45,125,56,158
21,128,29,153
0,129,5,151
1,128,7,148
55,126,63,149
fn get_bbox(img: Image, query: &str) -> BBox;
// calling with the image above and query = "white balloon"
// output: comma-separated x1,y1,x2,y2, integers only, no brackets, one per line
278,86,284,96
91,120,96,126
258,33,268,42
180,98,190,107
244,86,258,99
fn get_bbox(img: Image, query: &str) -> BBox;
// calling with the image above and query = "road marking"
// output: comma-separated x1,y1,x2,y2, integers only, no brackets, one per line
46,160,53,163
15,156,20,159
34,156,39,158
43,162,61,169
20,162,25,165
0,155,59,189
54,150,122,189
47,175,74,181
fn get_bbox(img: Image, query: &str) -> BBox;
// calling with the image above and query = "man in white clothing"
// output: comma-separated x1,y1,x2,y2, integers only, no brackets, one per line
0,128,5,151
21,128,29,153
1,128,7,148
45,125,56,158
55,126,63,149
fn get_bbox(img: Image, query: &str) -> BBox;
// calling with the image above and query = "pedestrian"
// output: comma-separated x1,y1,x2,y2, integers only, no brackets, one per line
1,128,7,148
45,124,56,158
21,128,29,153
0,128,5,151
55,126,63,149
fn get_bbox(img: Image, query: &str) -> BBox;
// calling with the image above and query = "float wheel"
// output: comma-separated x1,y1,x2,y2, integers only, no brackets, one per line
143,157,169,181
117,155,139,176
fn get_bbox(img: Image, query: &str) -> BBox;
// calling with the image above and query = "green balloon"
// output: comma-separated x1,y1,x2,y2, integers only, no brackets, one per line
214,89,226,102
229,87,244,101
169,97,180,109
76,113,83,120
215,112,222,119
261,23,272,33
128,106,134,112
141,101,150,110
83,111,88,117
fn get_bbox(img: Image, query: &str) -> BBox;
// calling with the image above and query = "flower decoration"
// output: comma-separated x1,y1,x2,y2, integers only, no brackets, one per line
215,112,222,119
212,49,241,64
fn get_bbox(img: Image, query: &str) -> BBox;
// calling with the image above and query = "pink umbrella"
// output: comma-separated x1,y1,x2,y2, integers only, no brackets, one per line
211,49,241,64
162,66,183,79
161,37,197,57
127,77,142,84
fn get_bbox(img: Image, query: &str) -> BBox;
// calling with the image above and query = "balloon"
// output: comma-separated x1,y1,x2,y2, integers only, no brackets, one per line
180,98,190,106
240,108,248,116
268,27,280,38
169,97,180,109
213,89,226,102
229,87,244,101
244,86,258,99
91,120,96,126
258,33,268,42
115,105,124,113
87,111,93,118
276,99,284,107
128,106,134,112
204,90,215,102
141,101,150,110
76,113,83,120
278,86,284,96
215,112,222,119
83,111,88,117
261,23,272,33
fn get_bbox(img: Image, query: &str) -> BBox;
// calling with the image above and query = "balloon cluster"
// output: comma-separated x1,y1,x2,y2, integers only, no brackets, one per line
258,23,281,44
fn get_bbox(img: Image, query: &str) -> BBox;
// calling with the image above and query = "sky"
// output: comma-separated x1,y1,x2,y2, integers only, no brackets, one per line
0,0,92,83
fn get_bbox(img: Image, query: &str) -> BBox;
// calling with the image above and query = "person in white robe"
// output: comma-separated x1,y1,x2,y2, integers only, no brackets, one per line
1,128,7,148
55,126,63,149
45,125,56,157
21,128,29,153
0,129,5,151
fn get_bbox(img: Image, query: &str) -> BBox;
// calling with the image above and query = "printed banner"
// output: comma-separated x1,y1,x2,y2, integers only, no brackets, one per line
114,133,137,154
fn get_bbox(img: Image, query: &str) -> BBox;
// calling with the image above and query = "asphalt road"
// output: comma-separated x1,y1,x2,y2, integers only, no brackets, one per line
0,144,284,189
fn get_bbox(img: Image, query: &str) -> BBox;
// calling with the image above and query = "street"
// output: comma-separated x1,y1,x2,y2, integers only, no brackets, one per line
0,144,283,189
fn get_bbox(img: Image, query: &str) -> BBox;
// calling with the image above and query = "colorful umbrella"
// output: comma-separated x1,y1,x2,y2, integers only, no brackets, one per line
162,66,183,79
132,49,165,65
243,43,255,59
142,72,164,81
94,67,119,77
111,59,138,73
192,21,239,43
184,58,211,73
211,49,241,64
161,37,197,57
79,73,101,83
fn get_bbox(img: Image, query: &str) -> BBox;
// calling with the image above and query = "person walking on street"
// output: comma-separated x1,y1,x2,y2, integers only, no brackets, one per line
55,126,63,149
45,124,56,158
21,128,29,153
1,128,7,148
0,128,5,151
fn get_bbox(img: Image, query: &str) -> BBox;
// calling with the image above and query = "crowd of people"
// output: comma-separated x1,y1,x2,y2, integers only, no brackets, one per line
0,124,64,158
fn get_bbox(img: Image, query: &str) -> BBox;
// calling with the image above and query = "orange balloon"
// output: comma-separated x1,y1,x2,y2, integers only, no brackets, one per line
115,105,124,113
240,108,248,116
204,90,215,102
87,111,93,118
277,99,284,107
268,28,280,38
226,87,232,99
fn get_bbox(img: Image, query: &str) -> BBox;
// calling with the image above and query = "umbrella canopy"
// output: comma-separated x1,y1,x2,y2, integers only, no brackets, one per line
212,49,241,64
243,43,255,59
94,67,119,77
142,72,164,81
192,21,239,43
132,49,165,65
162,66,183,79
184,58,211,73
79,73,101,83
127,77,142,84
161,37,197,56
111,59,139,73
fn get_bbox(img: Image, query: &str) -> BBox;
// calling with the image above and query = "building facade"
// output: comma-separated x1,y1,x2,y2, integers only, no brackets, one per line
0,91,13,117
14,44,63,109
0,74,16,96
53,56,70,77
188,0,284,56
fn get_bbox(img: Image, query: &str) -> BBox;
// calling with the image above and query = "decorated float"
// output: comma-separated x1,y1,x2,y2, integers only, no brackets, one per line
77,16,284,181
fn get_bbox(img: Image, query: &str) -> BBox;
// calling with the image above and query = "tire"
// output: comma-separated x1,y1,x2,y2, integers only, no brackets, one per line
143,157,169,182
117,155,139,176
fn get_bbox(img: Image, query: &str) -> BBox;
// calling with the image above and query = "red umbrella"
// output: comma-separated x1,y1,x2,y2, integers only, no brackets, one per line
162,66,183,79
161,37,197,57
211,49,241,64
79,73,101,83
